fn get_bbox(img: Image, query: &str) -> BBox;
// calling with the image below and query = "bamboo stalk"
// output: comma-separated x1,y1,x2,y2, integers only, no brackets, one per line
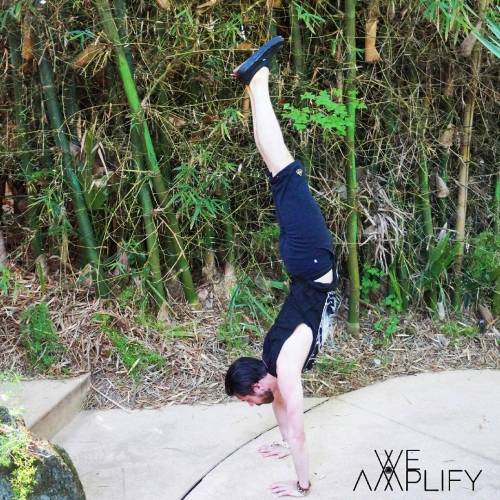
114,0,134,74
344,0,360,336
495,173,500,236
364,0,380,63
420,149,437,309
63,73,79,141
202,224,217,282
453,0,488,308
418,102,434,258
406,62,436,308
39,53,108,296
438,64,455,229
95,0,197,304
419,150,436,319
7,28,43,258
289,2,304,80
494,174,500,316
289,2,313,175
419,155,433,247
437,135,452,227
116,0,166,306
140,183,167,304
0,230,7,265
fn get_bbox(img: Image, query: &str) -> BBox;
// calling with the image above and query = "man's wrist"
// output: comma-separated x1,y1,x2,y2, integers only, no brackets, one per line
297,480,311,495
270,440,289,449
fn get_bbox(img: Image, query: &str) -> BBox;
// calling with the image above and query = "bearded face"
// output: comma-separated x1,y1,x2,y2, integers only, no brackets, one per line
238,388,274,406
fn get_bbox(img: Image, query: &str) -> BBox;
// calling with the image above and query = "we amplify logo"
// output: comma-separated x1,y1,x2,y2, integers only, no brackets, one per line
353,449,482,493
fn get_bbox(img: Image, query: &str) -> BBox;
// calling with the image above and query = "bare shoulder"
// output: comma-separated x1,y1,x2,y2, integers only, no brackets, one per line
275,324,311,412
276,323,313,377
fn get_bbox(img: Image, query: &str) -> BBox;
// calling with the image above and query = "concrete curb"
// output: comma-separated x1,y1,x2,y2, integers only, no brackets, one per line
0,373,91,440
31,373,91,439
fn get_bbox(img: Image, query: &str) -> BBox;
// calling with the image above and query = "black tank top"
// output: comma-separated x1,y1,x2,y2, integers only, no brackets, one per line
262,275,338,377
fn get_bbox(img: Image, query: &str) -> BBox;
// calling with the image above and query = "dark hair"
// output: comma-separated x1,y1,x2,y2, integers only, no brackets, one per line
225,357,268,396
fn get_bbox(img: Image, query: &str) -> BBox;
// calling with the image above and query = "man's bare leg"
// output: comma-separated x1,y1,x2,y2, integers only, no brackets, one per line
245,67,333,284
246,67,294,177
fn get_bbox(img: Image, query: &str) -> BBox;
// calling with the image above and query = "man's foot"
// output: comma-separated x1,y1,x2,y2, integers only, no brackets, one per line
232,36,284,86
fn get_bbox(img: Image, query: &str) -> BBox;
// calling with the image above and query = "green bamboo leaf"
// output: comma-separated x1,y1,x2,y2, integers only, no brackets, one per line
474,31,500,57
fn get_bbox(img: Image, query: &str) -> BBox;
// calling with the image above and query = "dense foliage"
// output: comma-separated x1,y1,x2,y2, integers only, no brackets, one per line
1,0,498,325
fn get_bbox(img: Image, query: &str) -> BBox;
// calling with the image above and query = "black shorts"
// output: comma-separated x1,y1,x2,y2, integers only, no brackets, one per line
262,159,341,376
268,159,333,280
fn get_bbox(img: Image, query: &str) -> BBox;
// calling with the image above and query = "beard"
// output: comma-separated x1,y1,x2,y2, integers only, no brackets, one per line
257,389,274,405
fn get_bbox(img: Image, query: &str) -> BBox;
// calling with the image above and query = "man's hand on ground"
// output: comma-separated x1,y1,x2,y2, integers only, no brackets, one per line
257,443,291,459
269,480,307,497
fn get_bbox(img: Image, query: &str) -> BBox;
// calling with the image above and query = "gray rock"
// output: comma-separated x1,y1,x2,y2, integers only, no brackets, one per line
0,408,14,426
0,407,85,500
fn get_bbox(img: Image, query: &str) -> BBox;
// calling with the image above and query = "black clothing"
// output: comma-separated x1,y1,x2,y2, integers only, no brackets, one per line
267,160,334,279
262,273,341,377
262,160,341,377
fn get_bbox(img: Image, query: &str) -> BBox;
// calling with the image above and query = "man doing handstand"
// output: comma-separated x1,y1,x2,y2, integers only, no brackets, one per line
225,36,341,498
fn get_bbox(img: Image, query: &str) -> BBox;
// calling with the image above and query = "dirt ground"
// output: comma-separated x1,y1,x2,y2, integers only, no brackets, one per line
1,267,498,410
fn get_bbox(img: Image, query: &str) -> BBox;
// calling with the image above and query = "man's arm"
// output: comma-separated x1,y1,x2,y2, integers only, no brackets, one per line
276,359,310,490
267,322,313,497
272,397,289,442
257,398,292,459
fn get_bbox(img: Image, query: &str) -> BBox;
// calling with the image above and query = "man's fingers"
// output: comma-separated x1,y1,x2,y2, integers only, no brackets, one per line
271,487,292,497
260,451,278,457
259,448,290,459
258,444,290,456
270,482,299,497
258,447,276,454
270,483,287,491
258,448,270,453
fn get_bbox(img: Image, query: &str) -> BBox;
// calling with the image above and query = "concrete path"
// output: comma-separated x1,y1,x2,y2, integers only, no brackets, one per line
53,398,326,499
186,369,500,500
5,369,499,499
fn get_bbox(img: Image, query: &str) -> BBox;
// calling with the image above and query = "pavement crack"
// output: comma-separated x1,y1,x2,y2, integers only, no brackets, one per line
181,398,329,499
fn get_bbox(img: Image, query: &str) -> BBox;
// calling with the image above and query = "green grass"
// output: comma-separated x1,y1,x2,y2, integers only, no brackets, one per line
373,314,400,347
465,230,500,310
440,320,479,347
315,354,358,375
93,313,166,380
219,310,258,354
0,265,12,295
19,302,64,371
160,321,198,339
218,273,285,355
0,424,37,500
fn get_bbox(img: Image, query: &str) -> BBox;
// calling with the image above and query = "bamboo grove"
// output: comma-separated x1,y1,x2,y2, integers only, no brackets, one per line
0,1,499,334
